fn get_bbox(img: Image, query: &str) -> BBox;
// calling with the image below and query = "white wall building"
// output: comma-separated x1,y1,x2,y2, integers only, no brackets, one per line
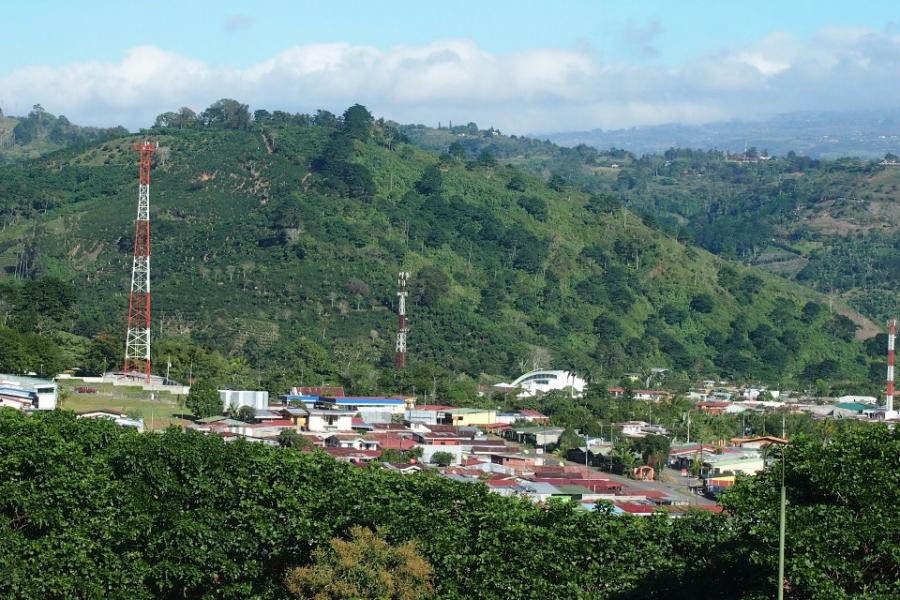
0,374,57,410
307,409,354,432
500,370,586,398
219,390,268,412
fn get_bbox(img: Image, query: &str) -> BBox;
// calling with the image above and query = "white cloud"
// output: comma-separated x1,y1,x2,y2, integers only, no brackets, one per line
1,28,900,133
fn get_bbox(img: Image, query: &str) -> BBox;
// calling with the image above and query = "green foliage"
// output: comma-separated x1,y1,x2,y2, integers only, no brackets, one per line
285,526,435,600
0,412,894,598
556,427,585,453
719,426,900,598
429,451,454,467
236,405,256,422
630,434,670,475
200,98,251,130
1,105,126,162
517,195,548,221
185,380,221,418
341,104,374,141
380,447,423,464
277,429,311,449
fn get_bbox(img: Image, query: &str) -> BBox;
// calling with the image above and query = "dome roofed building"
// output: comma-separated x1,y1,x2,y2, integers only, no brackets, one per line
497,370,586,399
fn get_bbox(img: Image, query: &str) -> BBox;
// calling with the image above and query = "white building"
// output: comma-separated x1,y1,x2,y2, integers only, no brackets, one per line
499,370,586,398
307,409,354,432
836,395,878,405
76,410,144,432
219,390,268,412
0,374,57,410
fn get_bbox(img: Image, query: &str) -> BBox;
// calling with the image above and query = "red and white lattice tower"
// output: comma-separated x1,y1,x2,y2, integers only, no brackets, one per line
395,271,409,368
886,319,896,418
123,140,157,383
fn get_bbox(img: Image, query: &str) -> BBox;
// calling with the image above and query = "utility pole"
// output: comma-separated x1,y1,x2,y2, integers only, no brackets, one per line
686,411,691,445
777,450,787,600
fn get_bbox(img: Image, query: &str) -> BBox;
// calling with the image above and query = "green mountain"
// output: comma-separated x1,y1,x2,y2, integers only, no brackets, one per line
0,106,127,163
400,124,900,327
0,103,885,395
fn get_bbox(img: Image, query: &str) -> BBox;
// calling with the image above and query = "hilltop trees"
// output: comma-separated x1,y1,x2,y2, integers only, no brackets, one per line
201,98,251,130
342,103,374,140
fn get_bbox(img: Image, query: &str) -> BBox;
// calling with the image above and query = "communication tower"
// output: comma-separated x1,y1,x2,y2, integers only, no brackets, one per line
123,140,157,383
395,271,409,368
886,319,896,418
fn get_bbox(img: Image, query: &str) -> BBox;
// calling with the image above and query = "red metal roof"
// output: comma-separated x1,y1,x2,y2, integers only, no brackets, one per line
297,386,345,396
614,501,658,514
519,409,548,417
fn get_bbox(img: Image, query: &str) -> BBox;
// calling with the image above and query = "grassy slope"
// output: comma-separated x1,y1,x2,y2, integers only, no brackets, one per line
58,380,188,430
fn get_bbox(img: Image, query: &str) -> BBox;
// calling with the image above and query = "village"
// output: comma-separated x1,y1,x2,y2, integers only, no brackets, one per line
2,363,895,517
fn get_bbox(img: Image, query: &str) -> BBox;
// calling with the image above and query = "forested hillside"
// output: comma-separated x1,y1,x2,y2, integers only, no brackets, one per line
1,410,897,599
401,124,900,327
0,102,886,395
0,105,127,163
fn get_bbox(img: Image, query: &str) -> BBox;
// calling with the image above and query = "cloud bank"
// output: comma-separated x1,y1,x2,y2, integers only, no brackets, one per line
1,27,899,133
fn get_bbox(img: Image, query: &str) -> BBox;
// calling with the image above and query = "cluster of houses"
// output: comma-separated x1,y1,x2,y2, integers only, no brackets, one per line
175,386,728,515
666,435,787,496
690,386,897,421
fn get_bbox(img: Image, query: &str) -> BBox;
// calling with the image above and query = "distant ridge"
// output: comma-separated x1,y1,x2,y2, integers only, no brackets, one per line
537,109,900,159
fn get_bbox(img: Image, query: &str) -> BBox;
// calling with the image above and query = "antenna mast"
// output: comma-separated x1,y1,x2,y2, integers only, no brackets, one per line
395,271,409,368
123,140,156,383
886,319,896,418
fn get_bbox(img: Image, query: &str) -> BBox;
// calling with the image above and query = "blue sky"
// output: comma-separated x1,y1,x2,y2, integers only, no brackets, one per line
2,1,899,132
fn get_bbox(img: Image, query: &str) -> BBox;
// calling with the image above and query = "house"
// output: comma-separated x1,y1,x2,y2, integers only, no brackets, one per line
0,387,38,410
495,409,550,425
405,404,454,424
413,431,464,446
219,390,268,412
607,388,669,402
701,454,765,478
323,447,380,464
0,374,58,410
503,425,566,448
279,406,310,429
614,420,669,438
497,370,586,398
382,462,424,475
696,401,731,415
729,436,787,450
836,395,878,405
832,402,870,418
566,443,614,467
307,408,355,432
318,396,408,421
324,433,380,451
611,501,660,516
439,408,497,427
668,444,719,469
76,409,145,432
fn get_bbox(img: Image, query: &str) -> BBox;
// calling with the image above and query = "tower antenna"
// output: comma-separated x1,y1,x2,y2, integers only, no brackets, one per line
123,140,157,383
395,271,410,368
886,319,896,419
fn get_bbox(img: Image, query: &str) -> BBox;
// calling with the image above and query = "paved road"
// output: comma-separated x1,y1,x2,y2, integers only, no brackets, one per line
574,462,717,506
